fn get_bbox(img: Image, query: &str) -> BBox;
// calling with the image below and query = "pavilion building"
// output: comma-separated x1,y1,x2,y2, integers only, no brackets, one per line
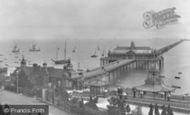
134,69,174,98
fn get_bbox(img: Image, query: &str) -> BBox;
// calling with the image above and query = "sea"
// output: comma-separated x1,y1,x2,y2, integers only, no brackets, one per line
0,38,189,95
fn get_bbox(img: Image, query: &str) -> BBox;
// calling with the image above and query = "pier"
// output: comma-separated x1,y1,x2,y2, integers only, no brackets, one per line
72,39,187,86
72,59,136,85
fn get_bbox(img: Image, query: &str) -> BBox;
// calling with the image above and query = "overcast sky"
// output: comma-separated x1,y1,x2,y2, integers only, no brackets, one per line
0,0,189,41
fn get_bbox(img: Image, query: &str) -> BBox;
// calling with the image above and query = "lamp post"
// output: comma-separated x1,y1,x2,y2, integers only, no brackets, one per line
52,83,56,105
16,70,19,93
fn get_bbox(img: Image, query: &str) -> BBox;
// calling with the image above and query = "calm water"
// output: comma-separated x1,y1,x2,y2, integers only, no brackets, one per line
0,38,189,95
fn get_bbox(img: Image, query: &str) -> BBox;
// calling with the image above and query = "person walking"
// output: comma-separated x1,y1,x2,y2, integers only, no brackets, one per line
136,106,143,115
167,93,171,101
123,91,128,99
164,92,167,100
155,104,160,115
132,88,136,98
126,104,131,113
148,103,154,115
117,87,123,99
167,105,174,115
140,91,144,98
161,105,167,115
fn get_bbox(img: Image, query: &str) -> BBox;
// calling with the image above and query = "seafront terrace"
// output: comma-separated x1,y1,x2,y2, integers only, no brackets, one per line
70,88,190,114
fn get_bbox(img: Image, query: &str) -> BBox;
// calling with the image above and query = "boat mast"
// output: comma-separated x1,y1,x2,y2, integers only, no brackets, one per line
14,45,16,50
78,63,80,70
33,44,35,49
64,40,66,60
56,47,59,60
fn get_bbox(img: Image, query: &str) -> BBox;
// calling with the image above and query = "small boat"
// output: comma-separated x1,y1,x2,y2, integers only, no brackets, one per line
172,85,181,89
12,45,20,53
91,50,98,58
14,61,19,64
72,46,77,53
29,44,40,52
52,41,71,65
97,45,100,51
178,72,182,74
91,54,97,58
5,64,9,66
52,59,71,65
101,49,106,57
174,76,180,79
77,63,83,72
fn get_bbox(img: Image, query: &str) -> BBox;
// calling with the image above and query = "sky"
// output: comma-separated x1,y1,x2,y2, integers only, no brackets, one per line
0,0,190,41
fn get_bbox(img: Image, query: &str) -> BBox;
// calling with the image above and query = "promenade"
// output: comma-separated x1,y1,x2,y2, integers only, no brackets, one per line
0,90,70,115
71,88,190,114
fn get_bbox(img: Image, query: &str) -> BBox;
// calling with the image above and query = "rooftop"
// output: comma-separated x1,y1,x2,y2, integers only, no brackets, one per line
13,64,71,79
110,41,152,55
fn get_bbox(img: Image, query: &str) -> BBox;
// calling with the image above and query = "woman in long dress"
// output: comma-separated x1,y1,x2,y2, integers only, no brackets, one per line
161,105,167,115
167,105,174,115
148,104,153,115
155,104,160,115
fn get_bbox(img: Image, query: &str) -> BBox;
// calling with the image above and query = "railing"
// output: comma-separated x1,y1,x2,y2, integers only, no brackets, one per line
17,87,35,97
125,97,190,114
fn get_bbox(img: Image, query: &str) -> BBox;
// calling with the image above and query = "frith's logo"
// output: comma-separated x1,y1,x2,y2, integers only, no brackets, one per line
143,7,180,29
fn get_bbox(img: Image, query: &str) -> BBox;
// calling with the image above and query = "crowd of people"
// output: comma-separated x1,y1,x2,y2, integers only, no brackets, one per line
116,87,172,101
115,87,175,115
148,104,174,115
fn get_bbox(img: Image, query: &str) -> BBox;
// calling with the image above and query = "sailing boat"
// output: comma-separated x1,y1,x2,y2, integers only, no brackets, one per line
72,46,77,53
91,49,98,58
29,44,40,52
12,44,20,53
77,63,83,72
52,41,70,65
101,49,106,57
97,45,100,51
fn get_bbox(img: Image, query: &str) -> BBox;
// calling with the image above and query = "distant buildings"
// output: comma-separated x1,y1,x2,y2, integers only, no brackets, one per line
10,57,74,91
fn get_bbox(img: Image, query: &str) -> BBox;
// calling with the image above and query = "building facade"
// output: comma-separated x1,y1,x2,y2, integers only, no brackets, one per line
100,41,164,71
10,57,73,91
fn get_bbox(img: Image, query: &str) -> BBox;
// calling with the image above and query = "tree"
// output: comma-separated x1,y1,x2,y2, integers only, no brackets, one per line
18,70,33,89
